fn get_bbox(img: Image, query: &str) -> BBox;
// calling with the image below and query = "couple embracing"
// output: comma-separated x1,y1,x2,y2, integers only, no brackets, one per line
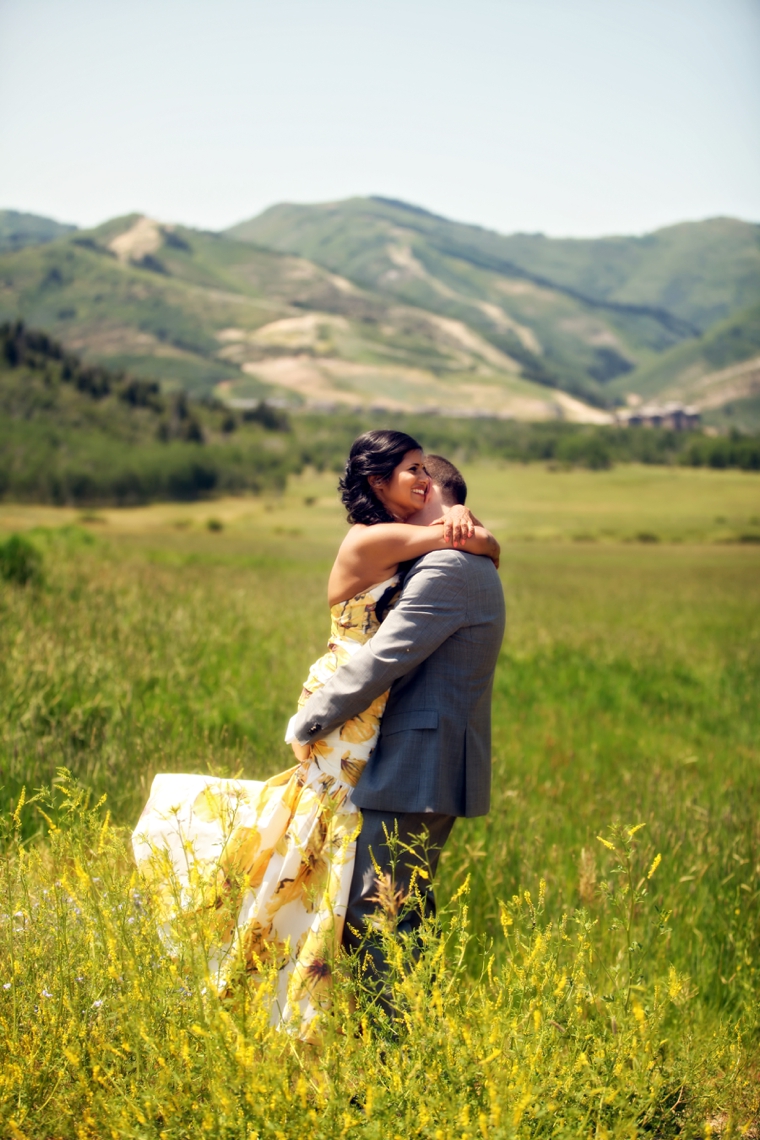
133,430,505,1039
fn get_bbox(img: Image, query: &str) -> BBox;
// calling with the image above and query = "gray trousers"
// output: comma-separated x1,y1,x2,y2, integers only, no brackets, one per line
342,809,456,1014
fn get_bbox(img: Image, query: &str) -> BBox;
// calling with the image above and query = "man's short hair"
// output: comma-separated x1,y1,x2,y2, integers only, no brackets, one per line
424,454,467,505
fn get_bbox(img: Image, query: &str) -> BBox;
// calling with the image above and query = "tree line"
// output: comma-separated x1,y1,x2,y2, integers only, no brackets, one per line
1,321,757,507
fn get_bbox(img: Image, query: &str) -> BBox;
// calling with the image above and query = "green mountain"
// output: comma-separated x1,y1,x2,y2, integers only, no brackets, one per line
0,199,757,423
230,199,760,333
229,197,760,418
0,214,607,422
483,215,760,332
228,199,664,400
0,209,77,253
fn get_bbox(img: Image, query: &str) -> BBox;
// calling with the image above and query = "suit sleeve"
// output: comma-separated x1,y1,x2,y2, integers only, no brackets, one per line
289,553,469,745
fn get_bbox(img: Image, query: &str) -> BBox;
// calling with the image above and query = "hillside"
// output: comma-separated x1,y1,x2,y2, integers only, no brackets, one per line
609,302,760,408
229,199,670,402
3,320,758,509
229,198,760,419
0,200,758,422
0,209,77,253
0,215,608,422
231,199,760,332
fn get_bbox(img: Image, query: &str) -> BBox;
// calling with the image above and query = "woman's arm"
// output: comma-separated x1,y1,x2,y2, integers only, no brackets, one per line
366,522,498,562
328,521,500,604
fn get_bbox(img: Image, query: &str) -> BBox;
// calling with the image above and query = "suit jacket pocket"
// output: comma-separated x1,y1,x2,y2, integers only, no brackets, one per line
382,710,439,735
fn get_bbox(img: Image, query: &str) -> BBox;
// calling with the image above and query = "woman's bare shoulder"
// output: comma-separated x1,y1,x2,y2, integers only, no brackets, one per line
331,525,372,580
342,522,369,541
335,523,370,556
339,521,408,553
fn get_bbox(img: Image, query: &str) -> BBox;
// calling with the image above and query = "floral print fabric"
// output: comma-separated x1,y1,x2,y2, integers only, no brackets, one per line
132,576,399,1039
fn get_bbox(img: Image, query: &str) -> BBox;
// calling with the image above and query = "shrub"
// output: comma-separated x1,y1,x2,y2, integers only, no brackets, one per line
555,432,613,470
680,433,760,471
242,401,291,432
0,533,43,586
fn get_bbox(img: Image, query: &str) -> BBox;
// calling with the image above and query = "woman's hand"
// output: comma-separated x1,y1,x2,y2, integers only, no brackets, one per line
291,740,311,763
429,504,476,547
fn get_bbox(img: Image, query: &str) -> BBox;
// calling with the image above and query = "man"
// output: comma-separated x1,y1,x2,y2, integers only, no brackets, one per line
420,453,469,519
288,454,505,1001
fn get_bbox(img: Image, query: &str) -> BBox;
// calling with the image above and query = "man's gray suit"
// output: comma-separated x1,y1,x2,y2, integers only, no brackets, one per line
291,549,505,998
291,549,505,816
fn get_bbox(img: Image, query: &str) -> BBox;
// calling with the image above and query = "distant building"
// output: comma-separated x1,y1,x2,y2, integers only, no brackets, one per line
616,401,701,430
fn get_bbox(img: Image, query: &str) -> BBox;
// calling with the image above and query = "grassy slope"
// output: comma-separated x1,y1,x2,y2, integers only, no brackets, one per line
0,330,298,503
704,392,760,433
0,231,279,395
3,201,757,416
461,214,760,330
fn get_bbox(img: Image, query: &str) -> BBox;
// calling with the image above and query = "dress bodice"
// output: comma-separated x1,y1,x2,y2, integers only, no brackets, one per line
329,574,400,645
301,576,400,698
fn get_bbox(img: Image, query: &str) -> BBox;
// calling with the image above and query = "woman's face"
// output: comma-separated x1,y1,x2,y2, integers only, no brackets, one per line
369,449,430,520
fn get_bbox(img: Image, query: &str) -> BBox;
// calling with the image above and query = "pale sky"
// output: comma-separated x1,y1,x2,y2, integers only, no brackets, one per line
1,0,758,237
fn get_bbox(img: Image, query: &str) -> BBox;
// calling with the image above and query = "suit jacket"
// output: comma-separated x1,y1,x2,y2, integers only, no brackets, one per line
290,550,506,817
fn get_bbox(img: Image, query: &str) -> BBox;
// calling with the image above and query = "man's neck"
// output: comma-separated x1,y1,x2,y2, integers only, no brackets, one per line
408,488,451,526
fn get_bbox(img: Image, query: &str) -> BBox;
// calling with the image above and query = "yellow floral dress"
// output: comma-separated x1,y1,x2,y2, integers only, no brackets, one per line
132,575,399,1039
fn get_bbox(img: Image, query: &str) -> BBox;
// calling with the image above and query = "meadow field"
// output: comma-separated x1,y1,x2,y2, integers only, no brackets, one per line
1,463,759,1138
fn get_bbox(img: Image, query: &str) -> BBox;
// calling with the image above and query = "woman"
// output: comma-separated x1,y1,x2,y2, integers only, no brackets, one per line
132,430,498,1040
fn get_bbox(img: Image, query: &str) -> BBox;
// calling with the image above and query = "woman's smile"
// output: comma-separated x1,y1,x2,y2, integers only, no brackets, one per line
370,449,430,520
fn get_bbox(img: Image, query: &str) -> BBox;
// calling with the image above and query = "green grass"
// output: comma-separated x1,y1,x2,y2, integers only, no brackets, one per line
469,463,760,543
1,465,759,1134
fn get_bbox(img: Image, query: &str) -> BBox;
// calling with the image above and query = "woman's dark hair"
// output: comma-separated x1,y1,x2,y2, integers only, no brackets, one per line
339,429,423,526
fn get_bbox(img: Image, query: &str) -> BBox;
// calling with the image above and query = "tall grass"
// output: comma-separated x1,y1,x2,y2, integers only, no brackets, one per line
1,781,752,1138
1,472,759,1134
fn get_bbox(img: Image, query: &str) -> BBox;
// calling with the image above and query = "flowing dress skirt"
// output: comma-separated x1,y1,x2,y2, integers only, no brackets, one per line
132,577,398,1039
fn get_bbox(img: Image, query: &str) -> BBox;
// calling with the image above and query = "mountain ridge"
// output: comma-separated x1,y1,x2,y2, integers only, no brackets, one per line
1,214,603,421
227,197,760,418
0,209,78,254
229,199,759,331
1,200,758,423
